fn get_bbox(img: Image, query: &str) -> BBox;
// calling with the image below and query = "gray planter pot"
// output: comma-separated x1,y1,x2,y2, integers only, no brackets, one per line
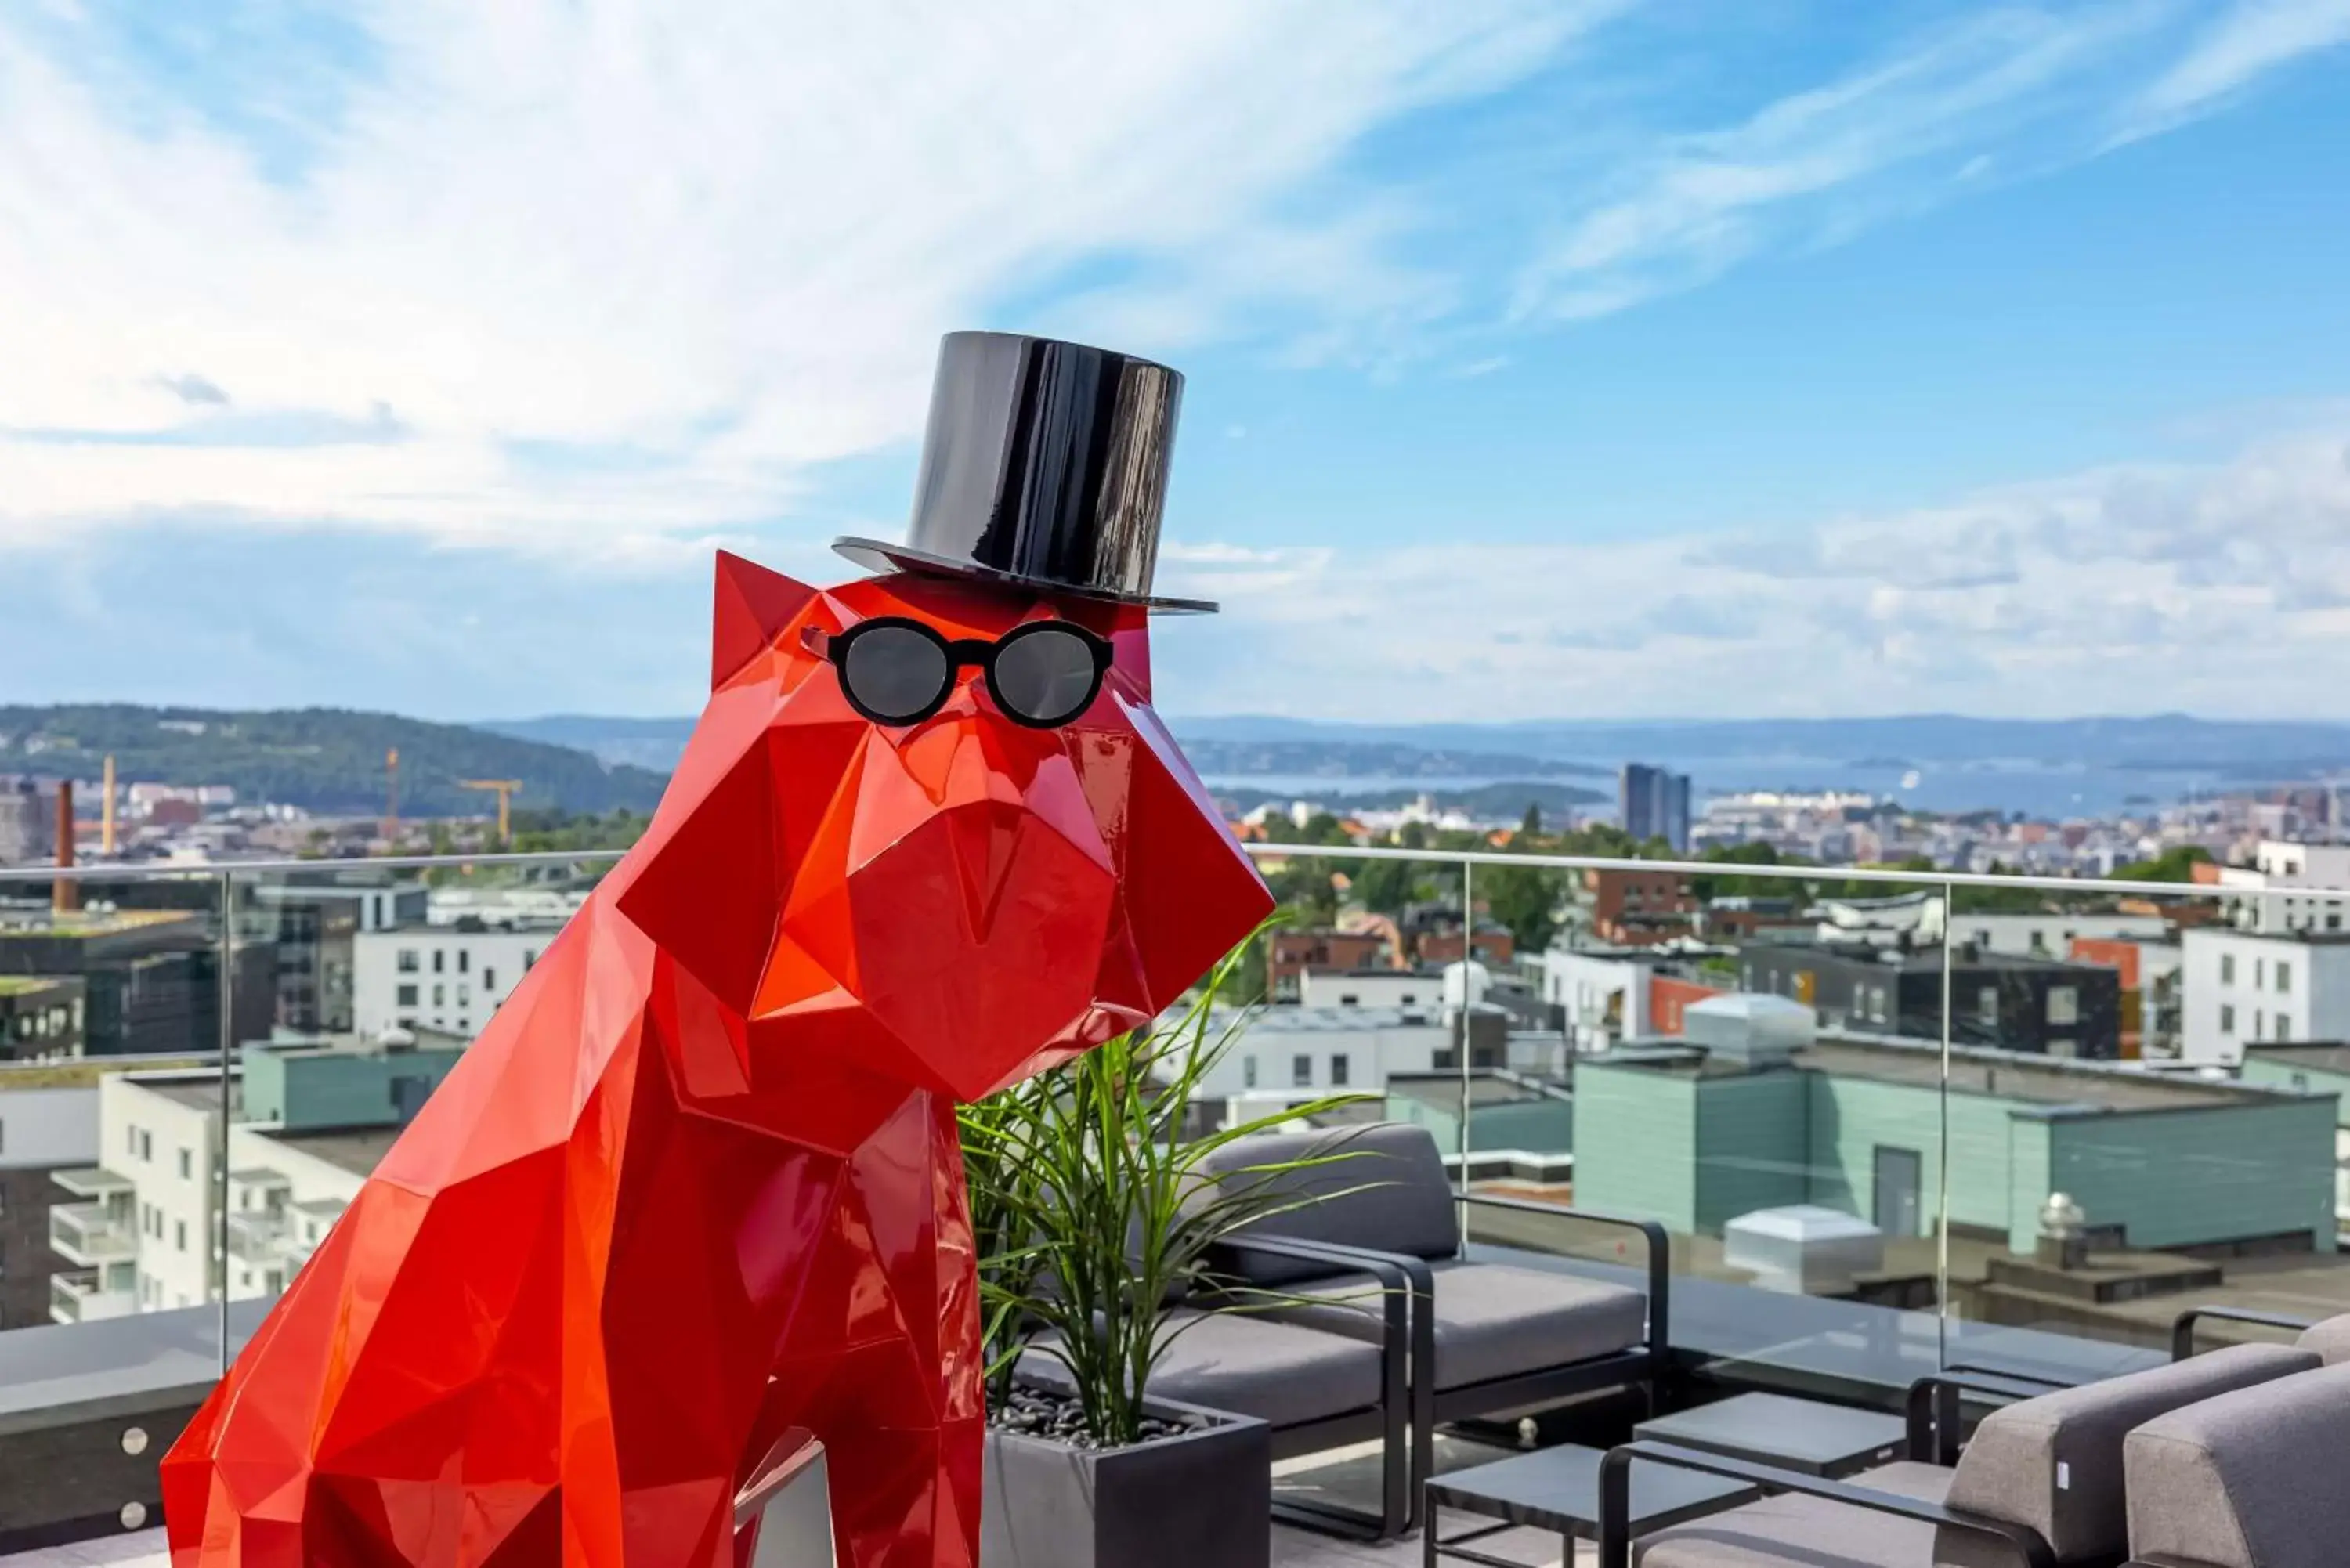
980,1396,1270,1568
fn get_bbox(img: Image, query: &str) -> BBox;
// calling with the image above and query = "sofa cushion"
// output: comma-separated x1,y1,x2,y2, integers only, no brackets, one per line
2126,1360,2350,1568
1195,1123,1459,1285
2294,1312,2350,1366
1275,1258,1647,1390
1016,1309,1383,1430
1942,1341,2317,1564
1633,1460,1954,1567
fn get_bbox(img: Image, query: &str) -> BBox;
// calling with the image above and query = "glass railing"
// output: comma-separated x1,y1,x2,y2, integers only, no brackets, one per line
0,841,2335,1548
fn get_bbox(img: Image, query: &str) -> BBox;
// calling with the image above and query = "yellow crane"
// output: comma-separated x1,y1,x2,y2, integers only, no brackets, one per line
460,779,525,841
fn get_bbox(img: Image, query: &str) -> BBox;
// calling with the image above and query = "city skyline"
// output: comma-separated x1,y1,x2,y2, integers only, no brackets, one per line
4,3,2349,721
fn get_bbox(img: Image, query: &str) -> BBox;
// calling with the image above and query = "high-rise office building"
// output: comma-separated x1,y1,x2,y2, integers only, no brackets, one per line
1620,763,1692,853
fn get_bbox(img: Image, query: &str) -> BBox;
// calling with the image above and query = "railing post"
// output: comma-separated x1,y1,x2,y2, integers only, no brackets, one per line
1939,874,1954,1371
1459,855,1473,1218
218,870,234,1376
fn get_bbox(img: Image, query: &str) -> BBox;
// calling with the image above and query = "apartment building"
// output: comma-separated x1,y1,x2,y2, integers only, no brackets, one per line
49,1035,465,1323
0,1070,99,1328
2178,927,2350,1064
352,920,561,1038
2214,840,2350,934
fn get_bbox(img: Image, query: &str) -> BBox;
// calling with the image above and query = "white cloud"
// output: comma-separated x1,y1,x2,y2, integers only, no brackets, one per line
0,1,1596,555
1152,421,2350,721
1511,3,2192,322
2134,0,2350,125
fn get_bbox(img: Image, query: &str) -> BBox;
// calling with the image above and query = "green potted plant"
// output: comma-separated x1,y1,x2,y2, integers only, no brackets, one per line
961,941,1372,1568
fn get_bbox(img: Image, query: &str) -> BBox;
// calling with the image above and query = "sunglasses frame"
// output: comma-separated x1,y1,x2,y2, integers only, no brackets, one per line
808,615,1115,730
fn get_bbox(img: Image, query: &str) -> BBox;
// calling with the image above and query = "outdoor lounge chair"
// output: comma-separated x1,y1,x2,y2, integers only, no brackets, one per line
1195,1122,1669,1531
2171,1304,2350,1364
1600,1341,2319,1567
2121,1360,2350,1568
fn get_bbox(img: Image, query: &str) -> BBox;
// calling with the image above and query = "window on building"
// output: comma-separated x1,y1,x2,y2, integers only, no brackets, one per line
2256,1008,2265,1036
396,984,418,1006
2276,1015,2293,1042
2048,987,2079,1026
139,1129,152,1162
1977,987,1999,1026
2222,955,2236,984
397,949,419,973
2048,1039,2077,1058
2256,958,2267,988
457,950,470,974
1331,1053,1350,1087
525,949,539,970
178,1147,192,1180
484,968,496,991
2278,962,2293,995
126,1125,139,1158
266,1269,284,1293
1338,993,1359,1006
2221,1003,2236,1033
432,950,446,974
1400,992,1415,1006
432,984,446,1006
1292,1054,1312,1087
1242,1056,1257,1089
175,1220,187,1252
457,984,472,1005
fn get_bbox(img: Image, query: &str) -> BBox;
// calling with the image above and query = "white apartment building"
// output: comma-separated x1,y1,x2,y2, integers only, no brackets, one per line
1297,969,1443,1013
1946,911,2171,959
352,922,562,1038
93,1070,228,1315
2216,840,2350,934
1196,1008,1449,1104
1536,949,1653,1051
2179,927,2350,1065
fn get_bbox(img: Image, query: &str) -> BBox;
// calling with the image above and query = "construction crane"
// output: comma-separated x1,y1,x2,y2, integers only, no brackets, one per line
461,779,525,841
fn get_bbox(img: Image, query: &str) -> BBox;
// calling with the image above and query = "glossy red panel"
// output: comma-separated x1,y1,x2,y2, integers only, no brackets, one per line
163,551,1273,1568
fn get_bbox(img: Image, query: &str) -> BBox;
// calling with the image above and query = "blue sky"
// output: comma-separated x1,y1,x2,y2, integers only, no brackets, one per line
3,1,2349,722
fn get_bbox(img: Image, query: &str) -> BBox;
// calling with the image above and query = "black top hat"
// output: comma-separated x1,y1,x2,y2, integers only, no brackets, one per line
835,331,1213,612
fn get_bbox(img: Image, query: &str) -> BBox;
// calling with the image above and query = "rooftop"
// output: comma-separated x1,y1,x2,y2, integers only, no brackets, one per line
1220,1006,1444,1033
2242,1041,2350,1078
0,907,204,940
124,1070,240,1115
0,974,78,996
1386,1071,1569,1111
248,1123,406,1176
0,1053,211,1089
1599,1028,2288,1113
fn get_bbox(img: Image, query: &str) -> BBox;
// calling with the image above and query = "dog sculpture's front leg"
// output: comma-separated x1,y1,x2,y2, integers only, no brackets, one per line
739,1090,984,1568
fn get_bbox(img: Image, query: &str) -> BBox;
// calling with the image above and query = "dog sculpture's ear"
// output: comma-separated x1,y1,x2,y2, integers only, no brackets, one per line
711,551,818,691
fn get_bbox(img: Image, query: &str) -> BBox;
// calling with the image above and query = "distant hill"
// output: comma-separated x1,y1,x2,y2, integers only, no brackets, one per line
0,706,669,818
481,714,695,771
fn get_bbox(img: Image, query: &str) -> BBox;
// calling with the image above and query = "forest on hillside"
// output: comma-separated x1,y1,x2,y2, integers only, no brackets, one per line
0,705,668,818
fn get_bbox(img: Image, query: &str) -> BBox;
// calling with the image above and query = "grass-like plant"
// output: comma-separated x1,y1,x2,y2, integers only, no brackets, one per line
960,938,1376,1447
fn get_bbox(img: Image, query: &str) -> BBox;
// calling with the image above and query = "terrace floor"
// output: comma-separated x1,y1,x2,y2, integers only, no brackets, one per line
5,1522,1596,1568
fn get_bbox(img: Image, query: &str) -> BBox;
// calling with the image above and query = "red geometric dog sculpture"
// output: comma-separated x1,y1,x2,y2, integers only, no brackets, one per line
161,551,1273,1568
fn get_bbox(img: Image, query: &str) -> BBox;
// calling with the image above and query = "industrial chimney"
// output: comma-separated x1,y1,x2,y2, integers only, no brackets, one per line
53,779,78,914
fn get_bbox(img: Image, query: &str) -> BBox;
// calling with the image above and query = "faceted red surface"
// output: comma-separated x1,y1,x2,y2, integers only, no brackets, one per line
162,552,1274,1568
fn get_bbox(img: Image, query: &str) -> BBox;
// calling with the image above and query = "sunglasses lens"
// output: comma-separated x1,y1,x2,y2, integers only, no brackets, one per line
842,624,952,723
992,626,1101,726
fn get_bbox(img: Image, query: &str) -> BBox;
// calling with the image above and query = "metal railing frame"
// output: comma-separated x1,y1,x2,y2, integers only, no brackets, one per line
0,842,2312,1389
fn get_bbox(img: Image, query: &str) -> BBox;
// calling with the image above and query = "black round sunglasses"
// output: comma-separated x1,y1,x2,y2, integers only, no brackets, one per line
804,616,1114,729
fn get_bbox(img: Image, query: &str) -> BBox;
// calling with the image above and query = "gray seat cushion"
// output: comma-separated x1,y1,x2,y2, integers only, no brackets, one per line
1016,1309,1383,1430
1634,1459,1952,1567
1194,1122,1459,1285
2294,1312,2350,1366
1274,1257,1647,1389
1941,1342,2318,1565
2126,1360,2350,1568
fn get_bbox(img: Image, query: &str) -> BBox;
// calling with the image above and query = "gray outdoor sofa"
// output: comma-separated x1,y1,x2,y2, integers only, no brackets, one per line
2121,1359,2350,1568
1600,1341,2321,1567
1196,1122,1671,1534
